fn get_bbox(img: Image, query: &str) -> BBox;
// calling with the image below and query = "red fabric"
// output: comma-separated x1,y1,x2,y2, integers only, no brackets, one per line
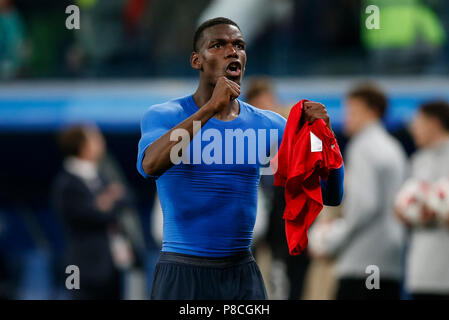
271,100,343,255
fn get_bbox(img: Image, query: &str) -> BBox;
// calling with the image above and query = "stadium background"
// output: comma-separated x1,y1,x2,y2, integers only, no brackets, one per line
0,0,448,299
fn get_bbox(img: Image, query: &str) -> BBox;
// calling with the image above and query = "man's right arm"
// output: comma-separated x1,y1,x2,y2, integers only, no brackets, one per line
141,77,240,178
142,104,215,177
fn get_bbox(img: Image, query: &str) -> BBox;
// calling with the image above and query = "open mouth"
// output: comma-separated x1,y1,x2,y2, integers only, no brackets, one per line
225,61,242,77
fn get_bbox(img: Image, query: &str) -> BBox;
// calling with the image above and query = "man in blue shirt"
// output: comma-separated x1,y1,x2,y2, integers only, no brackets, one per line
137,17,344,300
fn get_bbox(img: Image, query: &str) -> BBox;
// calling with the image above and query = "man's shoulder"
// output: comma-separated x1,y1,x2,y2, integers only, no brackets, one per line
141,96,190,126
145,96,188,116
240,100,287,128
352,125,406,165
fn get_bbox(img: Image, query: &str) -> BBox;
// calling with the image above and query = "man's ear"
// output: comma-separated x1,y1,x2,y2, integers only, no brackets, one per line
190,52,202,71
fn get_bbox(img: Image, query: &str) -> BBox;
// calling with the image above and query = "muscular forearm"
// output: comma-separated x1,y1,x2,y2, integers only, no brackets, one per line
142,102,217,177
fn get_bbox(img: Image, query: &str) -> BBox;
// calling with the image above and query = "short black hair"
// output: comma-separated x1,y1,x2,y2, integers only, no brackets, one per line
348,83,388,118
419,100,449,132
193,17,241,52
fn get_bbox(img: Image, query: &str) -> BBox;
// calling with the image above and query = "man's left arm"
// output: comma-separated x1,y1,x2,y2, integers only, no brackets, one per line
321,165,344,206
303,101,344,206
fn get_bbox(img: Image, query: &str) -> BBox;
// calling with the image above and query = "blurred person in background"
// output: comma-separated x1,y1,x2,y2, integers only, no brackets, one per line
309,84,407,299
396,101,449,300
0,0,24,79
246,77,310,300
98,151,147,299
52,125,133,300
245,77,287,116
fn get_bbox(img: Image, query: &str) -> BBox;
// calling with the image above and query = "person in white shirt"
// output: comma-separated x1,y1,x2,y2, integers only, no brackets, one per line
309,83,407,300
396,100,449,300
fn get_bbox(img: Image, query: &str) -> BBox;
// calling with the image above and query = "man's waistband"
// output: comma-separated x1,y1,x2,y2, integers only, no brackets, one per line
157,250,255,268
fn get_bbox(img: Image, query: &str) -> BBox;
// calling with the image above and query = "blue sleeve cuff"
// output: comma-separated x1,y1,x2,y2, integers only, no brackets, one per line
321,164,344,206
136,143,160,180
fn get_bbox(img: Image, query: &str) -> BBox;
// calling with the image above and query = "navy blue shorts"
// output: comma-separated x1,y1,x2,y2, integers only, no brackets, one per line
150,250,268,300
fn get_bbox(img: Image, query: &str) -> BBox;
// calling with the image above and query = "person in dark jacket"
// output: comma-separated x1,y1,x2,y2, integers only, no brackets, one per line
52,124,128,300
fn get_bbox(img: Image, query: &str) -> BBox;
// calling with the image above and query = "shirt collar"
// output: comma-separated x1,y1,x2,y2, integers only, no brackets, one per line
352,120,382,140
425,137,449,153
63,156,99,181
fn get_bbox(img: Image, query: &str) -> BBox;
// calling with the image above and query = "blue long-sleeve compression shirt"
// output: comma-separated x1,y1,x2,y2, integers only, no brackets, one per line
137,95,344,257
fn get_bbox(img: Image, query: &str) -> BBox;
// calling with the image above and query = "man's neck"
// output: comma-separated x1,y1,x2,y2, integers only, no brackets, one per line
193,83,214,109
353,117,380,136
429,132,449,149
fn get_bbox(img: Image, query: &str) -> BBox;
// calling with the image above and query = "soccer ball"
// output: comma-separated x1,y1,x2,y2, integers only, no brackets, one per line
395,179,431,225
427,177,449,223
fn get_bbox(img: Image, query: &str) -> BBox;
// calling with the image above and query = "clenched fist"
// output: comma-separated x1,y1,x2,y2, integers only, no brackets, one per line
302,101,332,131
208,76,240,114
